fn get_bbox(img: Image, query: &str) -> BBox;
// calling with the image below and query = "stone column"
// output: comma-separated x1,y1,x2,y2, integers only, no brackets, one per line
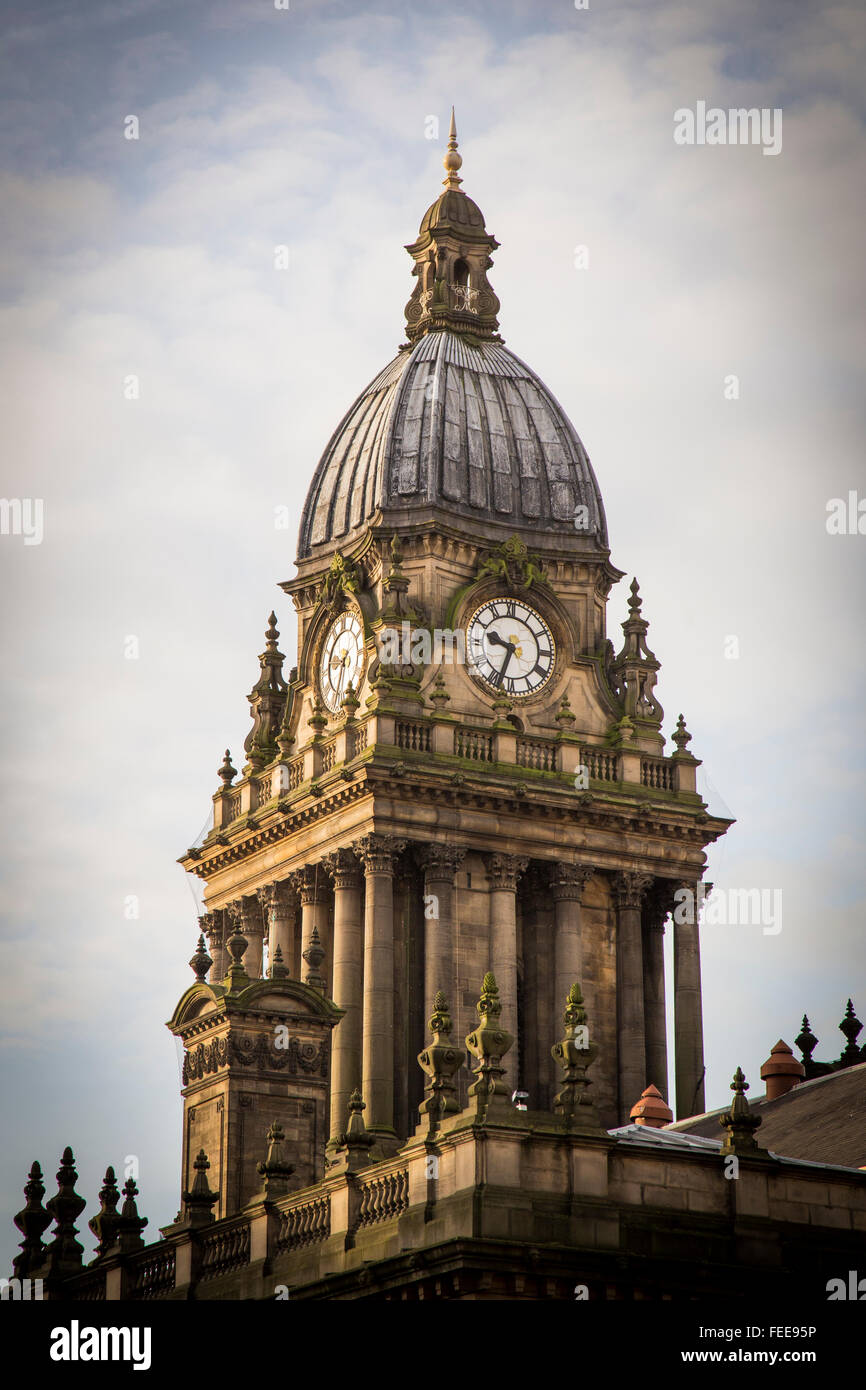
674,881,706,1119
240,895,265,978
613,871,652,1123
291,865,331,991
551,864,593,1017
323,849,363,1147
643,882,673,1100
353,833,405,1141
485,853,528,1076
416,843,466,1027
257,881,298,978
200,910,226,984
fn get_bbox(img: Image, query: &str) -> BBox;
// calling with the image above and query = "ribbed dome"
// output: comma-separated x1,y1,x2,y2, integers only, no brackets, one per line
297,330,609,559
419,188,486,234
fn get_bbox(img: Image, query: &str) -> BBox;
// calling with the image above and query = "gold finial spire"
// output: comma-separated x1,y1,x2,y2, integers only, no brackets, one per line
442,106,463,189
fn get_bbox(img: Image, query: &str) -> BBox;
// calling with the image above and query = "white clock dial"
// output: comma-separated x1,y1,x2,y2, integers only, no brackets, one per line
319,611,364,713
466,598,556,698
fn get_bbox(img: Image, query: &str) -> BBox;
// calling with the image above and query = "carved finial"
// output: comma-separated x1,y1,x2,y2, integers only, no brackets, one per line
189,932,213,982
551,983,603,1129
341,680,361,718
13,1160,52,1278
839,998,863,1063
89,1167,122,1258
429,669,450,710
309,695,328,735
672,713,692,753
268,942,288,980
218,749,236,788
465,973,515,1122
331,1088,375,1173
795,1013,818,1066
555,692,576,727
418,991,465,1135
443,106,462,189
98,1173,146,1254
628,577,642,614
243,613,288,773
44,1146,87,1275
719,1067,764,1155
181,1150,218,1228
303,923,326,993
477,971,502,1019
224,919,250,993
257,1121,295,1199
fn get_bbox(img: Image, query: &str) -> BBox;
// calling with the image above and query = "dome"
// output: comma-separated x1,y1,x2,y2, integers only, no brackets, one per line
419,188,486,234
297,113,609,562
297,330,609,558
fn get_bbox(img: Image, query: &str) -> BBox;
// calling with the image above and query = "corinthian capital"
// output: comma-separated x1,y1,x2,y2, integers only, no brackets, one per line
288,864,329,905
550,863,594,903
644,878,680,931
485,853,528,892
322,848,362,891
416,842,467,881
257,880,297,918
352,833,406,875
613,871,654,911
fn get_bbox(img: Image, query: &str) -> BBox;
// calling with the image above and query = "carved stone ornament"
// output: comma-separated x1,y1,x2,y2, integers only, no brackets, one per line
476,535,548,592
316,551,361,615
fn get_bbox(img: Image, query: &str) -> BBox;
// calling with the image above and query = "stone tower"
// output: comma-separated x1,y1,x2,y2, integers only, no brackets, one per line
176,115,731,1210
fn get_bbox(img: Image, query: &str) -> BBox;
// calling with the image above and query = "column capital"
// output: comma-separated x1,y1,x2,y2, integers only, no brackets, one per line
225,899,244,930
238,893,265,932
288,864,329,905
485,852,528,892
612,870,654,911
352,833,406,875
644,878,680,931
256,880,298,914
549,862,594,903
322,848,362,891
415,842,467,879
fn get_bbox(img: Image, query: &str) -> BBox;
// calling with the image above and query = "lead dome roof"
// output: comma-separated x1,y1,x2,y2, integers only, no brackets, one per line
297,330,608,559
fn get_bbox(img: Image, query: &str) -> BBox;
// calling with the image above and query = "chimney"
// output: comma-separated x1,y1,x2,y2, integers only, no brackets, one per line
630,1083,673,1128
760,1039,804,1100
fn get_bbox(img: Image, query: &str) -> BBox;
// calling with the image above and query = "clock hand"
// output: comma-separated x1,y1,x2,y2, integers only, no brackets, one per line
490,640,516,688
486,629,510,649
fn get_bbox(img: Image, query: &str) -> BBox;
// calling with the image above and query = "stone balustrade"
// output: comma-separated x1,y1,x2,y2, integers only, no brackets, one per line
212,714,698,831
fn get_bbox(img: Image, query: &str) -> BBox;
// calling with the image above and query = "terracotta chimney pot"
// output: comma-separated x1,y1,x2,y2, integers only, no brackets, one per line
630,1083,673,1128
760,1039,804,1100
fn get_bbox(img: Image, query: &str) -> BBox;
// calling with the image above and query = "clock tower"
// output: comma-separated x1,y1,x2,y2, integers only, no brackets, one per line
176,113,731,1210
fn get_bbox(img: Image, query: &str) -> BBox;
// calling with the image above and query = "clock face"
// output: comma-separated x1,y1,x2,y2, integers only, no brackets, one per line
319,611,364,713
466,598,556,698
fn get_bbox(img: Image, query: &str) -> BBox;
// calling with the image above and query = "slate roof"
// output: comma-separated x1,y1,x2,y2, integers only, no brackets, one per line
668,1062,866,1169
297,329,608,558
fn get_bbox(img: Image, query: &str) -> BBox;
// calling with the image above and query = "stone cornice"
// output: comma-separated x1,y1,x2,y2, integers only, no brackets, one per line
180,764,727,886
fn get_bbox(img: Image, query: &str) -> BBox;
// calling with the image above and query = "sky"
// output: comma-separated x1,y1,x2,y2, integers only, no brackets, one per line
1,0,864,1270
